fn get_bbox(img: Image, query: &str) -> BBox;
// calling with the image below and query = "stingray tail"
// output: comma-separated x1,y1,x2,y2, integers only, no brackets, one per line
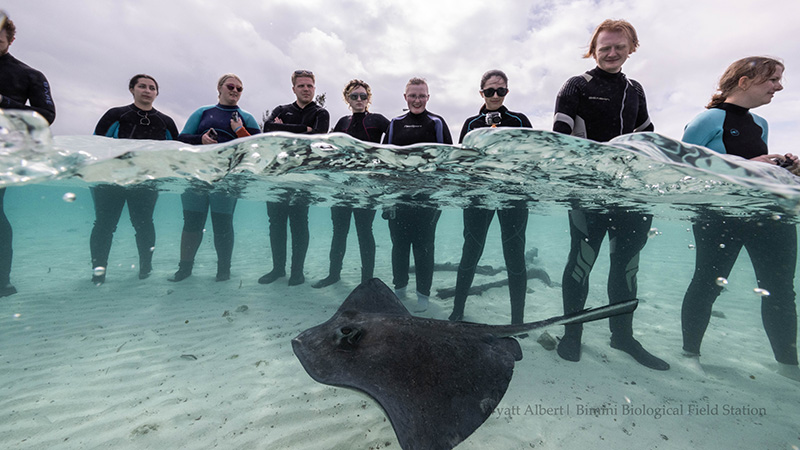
499,299,639,337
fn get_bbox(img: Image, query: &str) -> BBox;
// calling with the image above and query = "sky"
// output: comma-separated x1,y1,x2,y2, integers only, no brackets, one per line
4,0,800,151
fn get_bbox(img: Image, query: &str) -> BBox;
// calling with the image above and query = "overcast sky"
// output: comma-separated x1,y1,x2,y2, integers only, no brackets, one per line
5,0,799,150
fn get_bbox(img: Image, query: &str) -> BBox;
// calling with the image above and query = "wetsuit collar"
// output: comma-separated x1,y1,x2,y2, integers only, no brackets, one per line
216,103,240,110
480,105,508,114
129,103,155,113
718,102,750,114
294,100,314,110
592,66,625,80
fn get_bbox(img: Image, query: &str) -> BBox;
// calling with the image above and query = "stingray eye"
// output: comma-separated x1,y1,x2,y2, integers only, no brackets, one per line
336,327,363,351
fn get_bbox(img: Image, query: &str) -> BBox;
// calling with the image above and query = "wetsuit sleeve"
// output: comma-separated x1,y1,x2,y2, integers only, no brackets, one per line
752,113,769,146
0,70,56,124
632,80,654,132
178,108,205,144
332,116,348,133
682,109,723,150
240,111,261,136
165,116,179,140
262,105,307,133
553,77,581,134
458,119,471,144
519,113,533,129
93,108,120,137
441,119,453,145
310,109,330,134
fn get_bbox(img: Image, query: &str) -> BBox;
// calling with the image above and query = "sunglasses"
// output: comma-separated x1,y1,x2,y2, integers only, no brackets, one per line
482,87,508,97
349,92,369,101
225,83,243,93
294,70,314,77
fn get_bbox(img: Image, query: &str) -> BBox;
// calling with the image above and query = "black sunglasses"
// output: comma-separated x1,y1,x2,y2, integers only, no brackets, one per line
294,70,314,77
349,92,369,101
225,83,243,93
482,87,508,97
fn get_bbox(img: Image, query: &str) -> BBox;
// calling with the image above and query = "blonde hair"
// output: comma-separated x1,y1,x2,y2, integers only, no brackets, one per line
217,73,242,89
342,79,372,111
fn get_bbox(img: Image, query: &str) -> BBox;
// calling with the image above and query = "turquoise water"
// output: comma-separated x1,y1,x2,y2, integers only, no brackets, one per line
1,110,799,449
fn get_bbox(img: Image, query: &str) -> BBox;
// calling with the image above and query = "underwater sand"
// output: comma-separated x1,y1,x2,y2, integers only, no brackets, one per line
0,185,798,449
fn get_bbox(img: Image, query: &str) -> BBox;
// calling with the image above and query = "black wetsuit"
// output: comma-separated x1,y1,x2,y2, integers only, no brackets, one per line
553,67,666,370
451,106,532,323
260,101,330,285
90,104,179,281
383,110,452,297
318,112,390,284
681,103,797,365
0,52,56,124
0,51,56,293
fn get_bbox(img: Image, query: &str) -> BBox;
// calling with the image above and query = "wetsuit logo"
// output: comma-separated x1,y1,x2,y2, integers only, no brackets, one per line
730,129,740,137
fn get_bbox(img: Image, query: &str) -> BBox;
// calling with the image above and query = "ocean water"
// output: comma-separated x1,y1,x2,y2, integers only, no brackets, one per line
1,110,799,449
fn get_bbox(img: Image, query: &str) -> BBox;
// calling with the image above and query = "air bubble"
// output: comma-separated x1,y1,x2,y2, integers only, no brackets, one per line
688,244,695,249
715,277,728,287
647,228,659,238
754,288,771,297
93,266,106,277
62,192,76,202
719,244,726,249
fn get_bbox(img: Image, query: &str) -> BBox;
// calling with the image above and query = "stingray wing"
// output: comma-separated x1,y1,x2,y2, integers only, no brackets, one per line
336,278,411,316
355,322,522,450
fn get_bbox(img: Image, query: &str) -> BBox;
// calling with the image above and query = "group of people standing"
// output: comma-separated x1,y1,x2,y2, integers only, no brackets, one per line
1,12,798,381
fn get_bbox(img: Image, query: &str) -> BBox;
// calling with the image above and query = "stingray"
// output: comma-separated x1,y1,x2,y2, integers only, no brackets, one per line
292,278,637,450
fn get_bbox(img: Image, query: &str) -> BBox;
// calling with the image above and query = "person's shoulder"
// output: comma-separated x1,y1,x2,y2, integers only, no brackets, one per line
103,104,132,116
557,72,591,96
504,109,532,126
425,111,447,122
390,112,409,122
690,107,726,125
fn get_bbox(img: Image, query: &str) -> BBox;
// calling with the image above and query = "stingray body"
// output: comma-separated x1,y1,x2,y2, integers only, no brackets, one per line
292,278,637,450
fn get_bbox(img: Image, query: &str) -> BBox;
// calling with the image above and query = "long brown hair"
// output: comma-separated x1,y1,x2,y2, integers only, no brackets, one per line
708,57,784,109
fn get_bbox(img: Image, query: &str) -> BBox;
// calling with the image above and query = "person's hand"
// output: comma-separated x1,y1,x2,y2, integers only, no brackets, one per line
230,115,244,132
273,117,283,124
783,153,800,175
201,130,218,145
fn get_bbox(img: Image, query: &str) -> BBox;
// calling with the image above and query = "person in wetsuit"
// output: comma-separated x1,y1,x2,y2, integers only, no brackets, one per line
312,79,389,289
449,69,532,324
0,14,56,297
383,77,453,312
679,56,800,382
259,70,330,287
171,73,260,282
91,74,179,284
552,19,668,370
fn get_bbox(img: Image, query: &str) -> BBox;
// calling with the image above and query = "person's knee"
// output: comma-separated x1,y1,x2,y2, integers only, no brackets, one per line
183,210,207,232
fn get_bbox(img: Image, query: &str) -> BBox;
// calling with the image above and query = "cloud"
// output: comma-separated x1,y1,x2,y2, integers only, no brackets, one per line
3,0,798,151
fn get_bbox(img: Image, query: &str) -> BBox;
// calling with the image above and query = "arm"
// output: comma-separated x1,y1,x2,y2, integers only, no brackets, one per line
458,119,471,144
262,105,308,133
441,119,453,145
0,70,56,124
165,116,180,140
309,109,330,134
93,108,119,137
632,80,654,132
552,77,581,135
177,108,206,144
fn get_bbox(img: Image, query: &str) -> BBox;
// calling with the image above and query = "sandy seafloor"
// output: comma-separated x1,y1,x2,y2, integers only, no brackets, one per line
1,184,798,450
